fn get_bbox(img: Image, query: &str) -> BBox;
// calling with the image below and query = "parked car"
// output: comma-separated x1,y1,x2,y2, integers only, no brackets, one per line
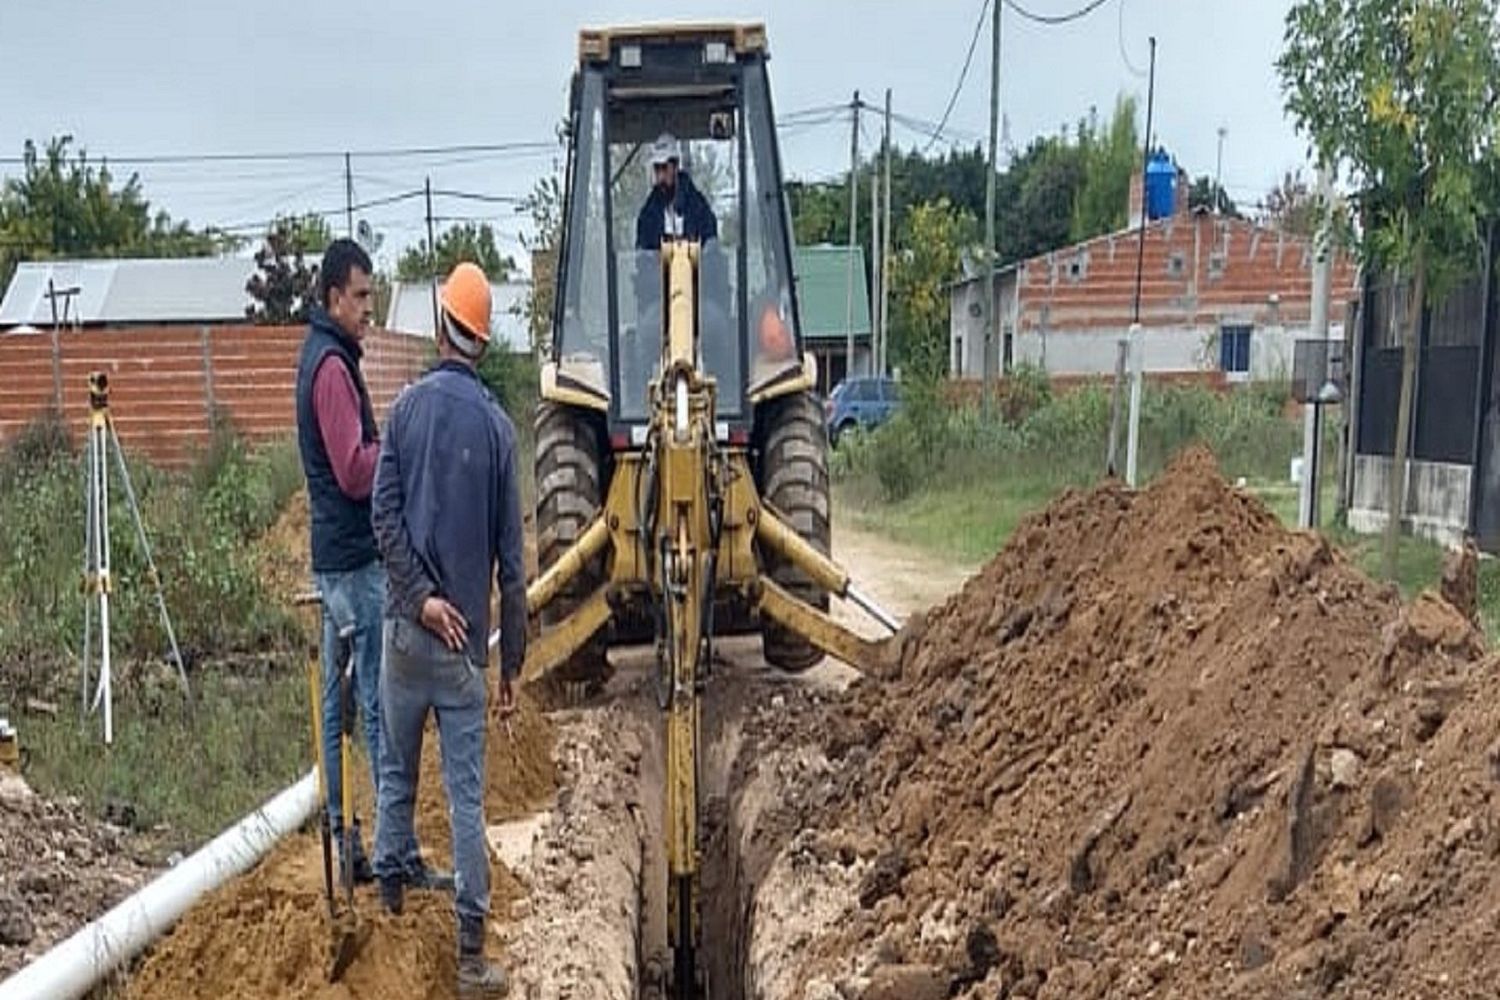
825,376,902,444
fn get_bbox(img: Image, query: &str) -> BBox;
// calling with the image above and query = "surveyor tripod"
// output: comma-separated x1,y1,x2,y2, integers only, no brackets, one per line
81,371,188,745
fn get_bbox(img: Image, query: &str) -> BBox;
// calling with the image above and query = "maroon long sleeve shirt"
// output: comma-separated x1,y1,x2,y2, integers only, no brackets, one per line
312,356,379,500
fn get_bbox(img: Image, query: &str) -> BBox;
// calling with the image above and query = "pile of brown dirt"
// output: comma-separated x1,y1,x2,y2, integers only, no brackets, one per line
0,774,151,977
124,695,555,999
780,448,1500,997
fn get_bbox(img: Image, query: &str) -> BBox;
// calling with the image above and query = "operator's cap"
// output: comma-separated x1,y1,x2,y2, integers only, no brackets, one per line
649,133,680,166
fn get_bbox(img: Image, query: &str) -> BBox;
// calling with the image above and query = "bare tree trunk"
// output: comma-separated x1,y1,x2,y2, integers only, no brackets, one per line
1383,258,1426,581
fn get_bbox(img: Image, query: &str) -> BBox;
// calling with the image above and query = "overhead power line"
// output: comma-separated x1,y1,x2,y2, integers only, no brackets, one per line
0,140,558,167
1003,0,1115,26
1117,0,1149,78
923,0,992,156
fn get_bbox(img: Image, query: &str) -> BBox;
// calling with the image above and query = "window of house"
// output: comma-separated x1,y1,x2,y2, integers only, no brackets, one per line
1067,252,1088,282
1219,324,1252,376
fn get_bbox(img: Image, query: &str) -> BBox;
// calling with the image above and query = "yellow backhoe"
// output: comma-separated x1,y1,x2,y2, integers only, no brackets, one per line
517,24,900,996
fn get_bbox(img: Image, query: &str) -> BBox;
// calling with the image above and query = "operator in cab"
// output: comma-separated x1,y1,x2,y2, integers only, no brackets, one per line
635,133,718,249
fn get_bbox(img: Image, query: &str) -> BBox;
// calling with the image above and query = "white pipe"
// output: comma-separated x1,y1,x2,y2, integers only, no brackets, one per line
0,770,318,1000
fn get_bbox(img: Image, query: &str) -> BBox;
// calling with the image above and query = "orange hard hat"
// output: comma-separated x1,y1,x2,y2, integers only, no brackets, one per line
440,262,492,346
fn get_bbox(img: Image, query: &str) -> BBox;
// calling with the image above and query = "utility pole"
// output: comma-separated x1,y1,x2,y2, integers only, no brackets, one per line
1124,36,1157,488
871,130,881,379
426,177,439,335
881,88,894,380
982,0,1002,414
844,91,862,383
1300,164,1334,529
1214,127,1227,215
1132,37,1158,325
344,152,355,238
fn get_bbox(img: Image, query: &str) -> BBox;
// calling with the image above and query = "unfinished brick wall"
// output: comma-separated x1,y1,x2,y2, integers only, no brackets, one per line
0,325,430,467
1017,214,1361,333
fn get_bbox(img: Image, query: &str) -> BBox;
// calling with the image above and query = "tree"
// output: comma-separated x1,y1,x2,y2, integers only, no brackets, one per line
1187,175,1243,217
520,172,563,356
1004,137,1088,261
1279,0,1500,578
0,135,237,288
890,198,978,383
245,215,321,324
1071,96,1141,241
1261,170,1319,236
282,213,334,257
396,222,515,283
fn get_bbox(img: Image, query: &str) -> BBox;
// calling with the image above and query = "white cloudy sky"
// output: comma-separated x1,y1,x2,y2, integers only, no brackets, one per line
0,0,1309,267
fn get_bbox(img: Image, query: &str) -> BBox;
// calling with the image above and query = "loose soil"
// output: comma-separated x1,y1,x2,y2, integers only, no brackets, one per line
735,448,1500,998
37,443,1497,1000
0,773,152,979
123,696,555,999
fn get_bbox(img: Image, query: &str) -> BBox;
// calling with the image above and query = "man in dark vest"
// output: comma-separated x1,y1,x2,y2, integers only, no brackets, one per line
295,239,448,890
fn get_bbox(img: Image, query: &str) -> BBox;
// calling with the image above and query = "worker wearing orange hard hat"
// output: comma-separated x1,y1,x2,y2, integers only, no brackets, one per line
371,260,523,997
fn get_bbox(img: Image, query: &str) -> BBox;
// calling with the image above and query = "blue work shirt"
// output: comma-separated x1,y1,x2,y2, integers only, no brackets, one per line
372,360,527,678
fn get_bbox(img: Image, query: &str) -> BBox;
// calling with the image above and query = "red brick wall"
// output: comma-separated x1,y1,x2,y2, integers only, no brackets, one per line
1017,214,1360,333
944,369,1229,407
0,325,430,467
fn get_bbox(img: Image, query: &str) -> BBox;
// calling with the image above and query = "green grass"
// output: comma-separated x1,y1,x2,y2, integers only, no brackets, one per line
0,415,316,852
19,664,310,853
838,476,1062,565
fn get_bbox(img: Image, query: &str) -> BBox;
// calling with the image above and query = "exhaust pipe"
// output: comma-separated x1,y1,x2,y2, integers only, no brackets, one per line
0,770,318,1000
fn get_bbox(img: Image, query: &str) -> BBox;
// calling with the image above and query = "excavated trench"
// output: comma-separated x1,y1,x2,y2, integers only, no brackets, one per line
498,638,847,1000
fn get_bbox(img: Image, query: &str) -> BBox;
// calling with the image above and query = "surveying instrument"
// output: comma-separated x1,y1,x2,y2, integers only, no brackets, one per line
81,371,189,745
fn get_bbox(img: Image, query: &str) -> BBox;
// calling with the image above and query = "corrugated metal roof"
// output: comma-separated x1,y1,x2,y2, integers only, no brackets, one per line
0,257,257,327
794,244,870,343
385,279,532,353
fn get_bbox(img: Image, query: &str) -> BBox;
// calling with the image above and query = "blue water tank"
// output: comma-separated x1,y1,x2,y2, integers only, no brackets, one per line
1144,149,1176,220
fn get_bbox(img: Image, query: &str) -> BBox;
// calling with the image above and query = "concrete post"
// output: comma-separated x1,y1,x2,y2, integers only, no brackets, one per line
1299,166,1334,529
1125,323,1144,487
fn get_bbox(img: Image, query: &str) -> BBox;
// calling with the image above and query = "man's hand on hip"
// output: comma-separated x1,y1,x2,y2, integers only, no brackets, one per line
420,596,468,652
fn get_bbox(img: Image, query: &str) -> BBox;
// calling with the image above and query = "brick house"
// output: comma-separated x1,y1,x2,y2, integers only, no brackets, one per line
950,178,1361,383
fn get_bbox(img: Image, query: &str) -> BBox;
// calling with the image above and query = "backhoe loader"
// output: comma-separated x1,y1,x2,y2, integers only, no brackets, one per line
517,24,900,996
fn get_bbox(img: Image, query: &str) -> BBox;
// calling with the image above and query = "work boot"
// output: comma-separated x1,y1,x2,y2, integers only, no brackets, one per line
379,876,404,916
404,859,456,893
457,917,509,998
336,821,375,885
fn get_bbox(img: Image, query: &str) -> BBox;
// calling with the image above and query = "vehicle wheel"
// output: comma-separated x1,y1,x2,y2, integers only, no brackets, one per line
535,401,611,685
755,390,831,672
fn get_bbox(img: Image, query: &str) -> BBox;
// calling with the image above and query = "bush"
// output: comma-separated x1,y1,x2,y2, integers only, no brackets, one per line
836,378,1303,503
0,422,302,701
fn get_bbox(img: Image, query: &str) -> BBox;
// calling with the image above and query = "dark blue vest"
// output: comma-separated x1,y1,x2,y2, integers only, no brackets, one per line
295,309,379,573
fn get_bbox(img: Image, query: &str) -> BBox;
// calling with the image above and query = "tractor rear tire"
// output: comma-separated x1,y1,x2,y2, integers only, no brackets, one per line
535,401,611,686
756,390,831,673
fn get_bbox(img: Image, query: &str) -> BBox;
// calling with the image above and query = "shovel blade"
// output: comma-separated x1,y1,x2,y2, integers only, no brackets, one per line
327,913,367,983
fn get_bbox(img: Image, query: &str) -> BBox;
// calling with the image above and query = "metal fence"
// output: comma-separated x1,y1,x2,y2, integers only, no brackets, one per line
1356,272,1486,464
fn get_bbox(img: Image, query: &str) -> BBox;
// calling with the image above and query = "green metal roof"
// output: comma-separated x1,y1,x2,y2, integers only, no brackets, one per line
794,244,871,343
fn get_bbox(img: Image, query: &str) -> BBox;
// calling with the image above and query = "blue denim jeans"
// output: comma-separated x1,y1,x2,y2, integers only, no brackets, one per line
316,561,385,839
374,616,491,922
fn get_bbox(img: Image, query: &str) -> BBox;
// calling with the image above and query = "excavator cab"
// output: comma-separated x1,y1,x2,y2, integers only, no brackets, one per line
538,24,830,675
545,23,810,427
